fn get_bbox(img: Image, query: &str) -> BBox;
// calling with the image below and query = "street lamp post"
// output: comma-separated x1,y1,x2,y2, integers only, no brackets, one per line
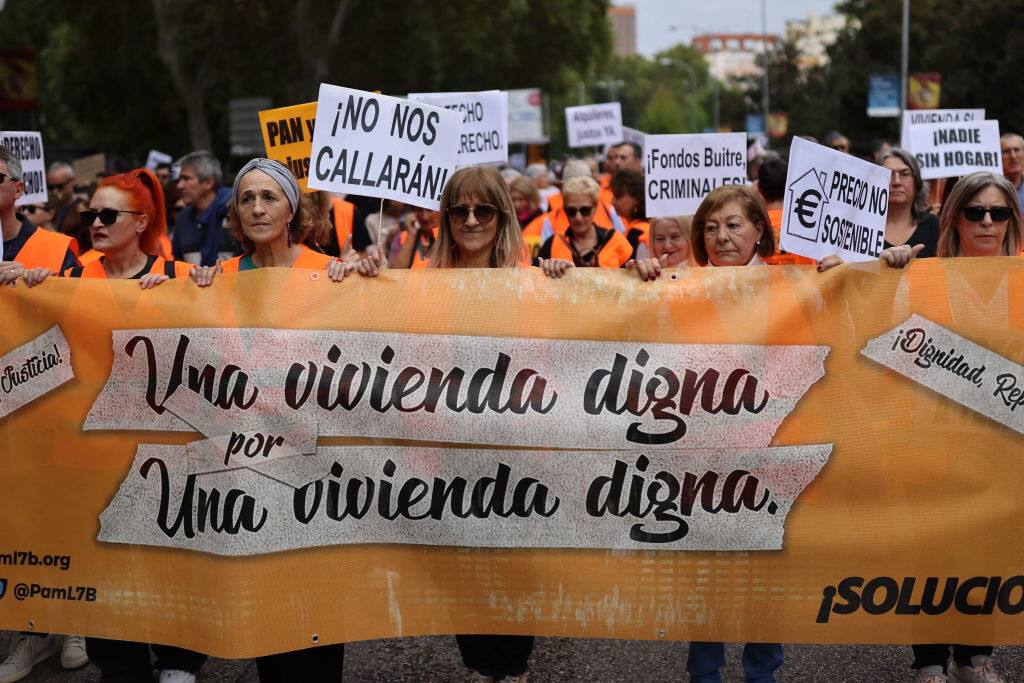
669,23,723,130
658,57,699,132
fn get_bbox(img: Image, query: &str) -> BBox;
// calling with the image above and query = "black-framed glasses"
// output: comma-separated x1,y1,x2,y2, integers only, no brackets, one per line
962,206,1011,223
24,205,42,214
0,172,8,185
565,206,594,218
80,208,144,226
447,203,499,224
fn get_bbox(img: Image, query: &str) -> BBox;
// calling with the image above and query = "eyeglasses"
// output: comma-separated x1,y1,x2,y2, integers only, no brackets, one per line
962,206,1011,223
24,205,42,214
565,206,594,218
891,169,914,180
447,203,499,224
80,208,144,226
51,178,74,190
0,172,8,185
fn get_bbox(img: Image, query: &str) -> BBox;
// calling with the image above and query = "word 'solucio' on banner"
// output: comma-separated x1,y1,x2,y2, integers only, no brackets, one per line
899,108,984,149
307,84,462,210
258,101,319,192
906,119,1002,180
0,130,47,206
644,132,747,216
407,90,509,166
781,137,890,264
565,102,623,148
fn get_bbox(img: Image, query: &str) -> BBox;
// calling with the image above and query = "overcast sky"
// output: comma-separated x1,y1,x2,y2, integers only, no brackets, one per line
614,0,840,56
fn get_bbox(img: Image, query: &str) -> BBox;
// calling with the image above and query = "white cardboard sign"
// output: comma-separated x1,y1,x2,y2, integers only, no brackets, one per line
145,149,173,171
565,102,622,148
308,84,462,210
408,90,508,165
781,136,890,263
900,108,985,149
644,133,747,216
0,131,47,206
0,326,73,420
907,120,1002,180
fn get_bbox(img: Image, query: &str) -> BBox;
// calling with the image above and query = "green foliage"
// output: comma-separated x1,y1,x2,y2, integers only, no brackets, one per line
0,0,610,164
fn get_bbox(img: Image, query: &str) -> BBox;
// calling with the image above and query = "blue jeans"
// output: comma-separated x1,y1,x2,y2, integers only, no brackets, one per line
687,641,784,683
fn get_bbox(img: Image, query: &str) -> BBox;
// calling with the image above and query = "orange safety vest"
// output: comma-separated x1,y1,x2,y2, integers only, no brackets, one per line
14,227,77,272
157,234,174,261
522,213,546,261
219,245,332,273
398,227,439,267
67,255,192,279
79,249,103,265
331,198,355,252
549,228,633,268
765,206,816,266
623,217,650,245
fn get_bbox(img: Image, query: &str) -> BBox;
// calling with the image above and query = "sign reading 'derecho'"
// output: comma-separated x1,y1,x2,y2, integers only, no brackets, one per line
645,133,747,216
899,108,984,149
408,91,508,165
0,131,46,206
307,85,462,210
907,120,1002,180
565,102,623,148
781,136,890,263
84,328,828,451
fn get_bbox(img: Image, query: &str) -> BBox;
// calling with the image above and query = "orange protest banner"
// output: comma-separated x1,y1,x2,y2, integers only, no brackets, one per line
2,260,1023,657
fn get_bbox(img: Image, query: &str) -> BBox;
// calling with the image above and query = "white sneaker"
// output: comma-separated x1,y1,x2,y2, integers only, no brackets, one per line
159,669,197,683
915,664,948,682
60,635,89,669
949,656,1006,683
0,634,60,683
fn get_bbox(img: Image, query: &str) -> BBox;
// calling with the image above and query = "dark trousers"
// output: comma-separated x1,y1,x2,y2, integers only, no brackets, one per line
912,644,994,671
255,644,345,682
86,638,206,682
455,634,534,679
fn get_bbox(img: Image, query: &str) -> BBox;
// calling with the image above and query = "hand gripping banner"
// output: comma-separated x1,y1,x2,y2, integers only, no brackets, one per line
1,260,1023,657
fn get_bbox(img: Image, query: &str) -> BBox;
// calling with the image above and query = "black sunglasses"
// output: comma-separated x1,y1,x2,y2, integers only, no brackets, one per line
24,205,43,214
962,206,1011,223
565,206,594,218
447,203,499,224
81,208,144,226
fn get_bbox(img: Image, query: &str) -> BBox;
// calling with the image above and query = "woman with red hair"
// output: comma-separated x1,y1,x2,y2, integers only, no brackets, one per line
23,168,212,287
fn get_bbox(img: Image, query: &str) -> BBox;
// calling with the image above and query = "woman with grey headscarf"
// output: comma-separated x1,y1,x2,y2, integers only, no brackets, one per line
881,147,939,258
189,158,383,280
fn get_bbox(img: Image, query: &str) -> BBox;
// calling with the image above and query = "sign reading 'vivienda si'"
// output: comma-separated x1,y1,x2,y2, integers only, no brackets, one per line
407,90,508,165
781,137,890,263
307,84,462,210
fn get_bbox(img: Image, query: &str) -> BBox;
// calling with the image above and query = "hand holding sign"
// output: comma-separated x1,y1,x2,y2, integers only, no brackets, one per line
781,137,890,264
307,85,462,210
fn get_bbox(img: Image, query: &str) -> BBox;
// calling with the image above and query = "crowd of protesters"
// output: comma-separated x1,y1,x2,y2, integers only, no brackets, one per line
2,122,1023,683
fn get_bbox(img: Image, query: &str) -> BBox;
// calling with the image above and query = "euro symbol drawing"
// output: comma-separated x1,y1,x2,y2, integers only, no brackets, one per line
794,189,821,229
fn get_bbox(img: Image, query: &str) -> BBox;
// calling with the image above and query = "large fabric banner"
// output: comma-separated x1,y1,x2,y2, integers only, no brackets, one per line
1,260,1023,657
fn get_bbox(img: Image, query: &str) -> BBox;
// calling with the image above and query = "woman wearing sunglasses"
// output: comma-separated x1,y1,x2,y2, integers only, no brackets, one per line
23,168,199,288
536,175,632,277
902,171,1022,683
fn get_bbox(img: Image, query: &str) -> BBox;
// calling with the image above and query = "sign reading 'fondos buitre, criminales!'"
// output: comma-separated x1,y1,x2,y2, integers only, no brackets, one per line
644,133,748,216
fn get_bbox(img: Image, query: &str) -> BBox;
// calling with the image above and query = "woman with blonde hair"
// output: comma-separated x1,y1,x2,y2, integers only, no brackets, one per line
423,165,527,269
936,171,1022,258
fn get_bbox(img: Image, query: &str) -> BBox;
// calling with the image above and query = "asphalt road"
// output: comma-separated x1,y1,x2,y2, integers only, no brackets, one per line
4,631,1024,682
